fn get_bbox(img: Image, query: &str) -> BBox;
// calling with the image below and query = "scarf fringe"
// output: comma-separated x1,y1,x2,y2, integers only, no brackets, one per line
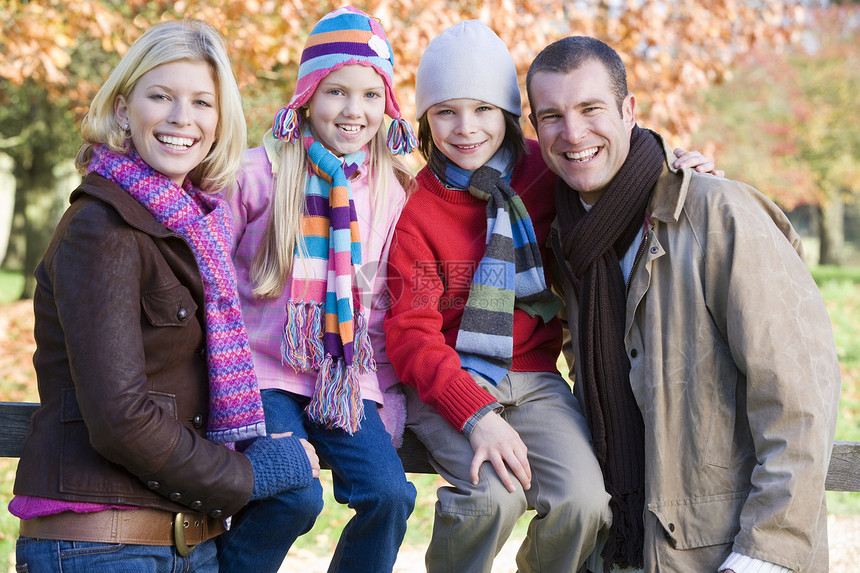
306,355,366,434
282,301,325,371
283,302,376,432
351,309,376,374
601,488,645,572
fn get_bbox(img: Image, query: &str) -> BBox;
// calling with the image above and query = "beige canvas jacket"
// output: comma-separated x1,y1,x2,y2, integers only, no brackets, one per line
552,132,841,572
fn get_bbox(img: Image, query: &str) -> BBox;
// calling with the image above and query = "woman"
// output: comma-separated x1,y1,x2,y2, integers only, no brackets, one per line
10,19,318,572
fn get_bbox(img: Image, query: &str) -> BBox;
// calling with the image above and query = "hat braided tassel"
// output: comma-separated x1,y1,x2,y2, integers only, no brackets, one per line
273,107,301,143
386,118,417,155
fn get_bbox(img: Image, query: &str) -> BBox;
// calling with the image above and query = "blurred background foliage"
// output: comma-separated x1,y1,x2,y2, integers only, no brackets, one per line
0,0,859,570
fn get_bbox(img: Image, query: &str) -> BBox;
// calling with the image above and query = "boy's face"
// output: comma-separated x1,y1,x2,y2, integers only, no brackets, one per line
426,98,507,172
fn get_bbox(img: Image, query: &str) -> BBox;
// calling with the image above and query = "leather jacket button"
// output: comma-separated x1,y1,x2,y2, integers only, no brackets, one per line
177,307,189,321
146,480,160,490
191,415,204,429
630,348,639,359
650,245,659,254
169,492,183,502
668,522,676,532
189,500,203,510
209,509,223,519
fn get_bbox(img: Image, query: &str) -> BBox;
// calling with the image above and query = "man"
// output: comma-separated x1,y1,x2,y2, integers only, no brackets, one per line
526,36,841,573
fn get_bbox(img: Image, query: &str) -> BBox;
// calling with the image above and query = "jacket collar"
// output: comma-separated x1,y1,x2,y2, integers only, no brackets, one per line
72,172,180,239
647,129,692,225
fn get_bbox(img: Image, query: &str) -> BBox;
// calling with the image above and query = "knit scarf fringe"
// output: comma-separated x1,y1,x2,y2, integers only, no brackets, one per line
601,487,645,572
282,301,374,434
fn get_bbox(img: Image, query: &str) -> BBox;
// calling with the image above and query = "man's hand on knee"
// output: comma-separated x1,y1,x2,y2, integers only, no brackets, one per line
468,412,531,493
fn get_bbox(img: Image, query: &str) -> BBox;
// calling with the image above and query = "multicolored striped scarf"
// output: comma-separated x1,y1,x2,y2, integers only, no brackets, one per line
87,145,266,444
430,149,562,384
281,131,374,434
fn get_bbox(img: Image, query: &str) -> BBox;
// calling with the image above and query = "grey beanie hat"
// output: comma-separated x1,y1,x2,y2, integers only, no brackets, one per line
415,20,521,120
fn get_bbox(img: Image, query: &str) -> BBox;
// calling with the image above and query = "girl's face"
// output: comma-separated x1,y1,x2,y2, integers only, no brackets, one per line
427,98,506,171
307,64,386,157
115,60,219,186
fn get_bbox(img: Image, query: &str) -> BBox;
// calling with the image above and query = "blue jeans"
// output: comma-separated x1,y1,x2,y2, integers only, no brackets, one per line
217,389,416,573
16,536,218,572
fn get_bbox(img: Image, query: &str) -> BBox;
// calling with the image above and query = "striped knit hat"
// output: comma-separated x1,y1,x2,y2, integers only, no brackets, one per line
272,6,416,155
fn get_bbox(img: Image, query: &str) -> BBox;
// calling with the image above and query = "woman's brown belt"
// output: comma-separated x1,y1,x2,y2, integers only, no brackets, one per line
19,508,226,556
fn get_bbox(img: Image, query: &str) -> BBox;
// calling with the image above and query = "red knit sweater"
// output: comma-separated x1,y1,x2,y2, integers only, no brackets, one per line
384,140,562,431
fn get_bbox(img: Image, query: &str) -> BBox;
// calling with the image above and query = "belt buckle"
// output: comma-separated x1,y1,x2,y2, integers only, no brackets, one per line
173,512,195,557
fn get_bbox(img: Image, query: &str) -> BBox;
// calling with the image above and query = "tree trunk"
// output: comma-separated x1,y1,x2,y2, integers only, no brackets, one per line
818,194,845,266
0,152,18,269
15,159,70,299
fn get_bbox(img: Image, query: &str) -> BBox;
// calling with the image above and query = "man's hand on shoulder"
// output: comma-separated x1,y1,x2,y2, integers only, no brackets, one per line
673,147,725,178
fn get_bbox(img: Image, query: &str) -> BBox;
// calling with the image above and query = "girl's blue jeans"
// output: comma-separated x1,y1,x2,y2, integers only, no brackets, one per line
216,389,416,573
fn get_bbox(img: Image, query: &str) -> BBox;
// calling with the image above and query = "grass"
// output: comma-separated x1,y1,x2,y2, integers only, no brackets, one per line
815,267,860,515
0,271,22,305
0,264,858,569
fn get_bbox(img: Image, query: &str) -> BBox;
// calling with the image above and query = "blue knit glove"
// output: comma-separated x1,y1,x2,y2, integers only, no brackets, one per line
243,435,315,501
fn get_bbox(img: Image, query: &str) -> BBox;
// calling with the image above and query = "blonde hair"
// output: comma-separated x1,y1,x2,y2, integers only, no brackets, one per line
250,114,415,298
75,19,247,193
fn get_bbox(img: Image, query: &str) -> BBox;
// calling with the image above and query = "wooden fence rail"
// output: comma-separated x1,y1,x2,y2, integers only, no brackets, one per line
1,402,858,492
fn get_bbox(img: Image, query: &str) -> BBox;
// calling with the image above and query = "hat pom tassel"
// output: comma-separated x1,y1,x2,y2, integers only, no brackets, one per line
273,107,301,143
386,118,417,155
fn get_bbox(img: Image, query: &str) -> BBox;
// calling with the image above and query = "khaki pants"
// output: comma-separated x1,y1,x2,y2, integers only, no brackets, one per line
405,371,611,573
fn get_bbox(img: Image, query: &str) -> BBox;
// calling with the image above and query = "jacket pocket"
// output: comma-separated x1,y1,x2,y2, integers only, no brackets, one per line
141,283,198,327
648,491,747,549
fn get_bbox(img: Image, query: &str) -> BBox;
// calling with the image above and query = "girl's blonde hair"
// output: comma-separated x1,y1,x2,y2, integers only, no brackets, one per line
250,111,415,298
75,19,247,193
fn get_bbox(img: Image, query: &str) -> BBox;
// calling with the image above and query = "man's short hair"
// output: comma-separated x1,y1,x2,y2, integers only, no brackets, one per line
527,36,628,115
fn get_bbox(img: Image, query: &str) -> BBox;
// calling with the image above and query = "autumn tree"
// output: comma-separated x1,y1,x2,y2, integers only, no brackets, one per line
693,4,860,264
1,0,806,298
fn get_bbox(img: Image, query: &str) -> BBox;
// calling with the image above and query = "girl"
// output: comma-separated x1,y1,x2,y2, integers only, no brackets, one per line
383,21,718,573
12,20,317,573
216,7,417,573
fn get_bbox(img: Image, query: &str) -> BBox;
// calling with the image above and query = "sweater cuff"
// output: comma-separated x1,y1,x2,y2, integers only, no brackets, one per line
432,373,498,431
719,551,791,573
244,436,314,501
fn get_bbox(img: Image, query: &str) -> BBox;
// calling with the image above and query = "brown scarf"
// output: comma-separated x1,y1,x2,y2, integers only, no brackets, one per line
555,126,664,571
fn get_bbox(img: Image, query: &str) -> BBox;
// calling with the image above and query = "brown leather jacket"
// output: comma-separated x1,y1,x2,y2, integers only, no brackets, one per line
14,173,254,519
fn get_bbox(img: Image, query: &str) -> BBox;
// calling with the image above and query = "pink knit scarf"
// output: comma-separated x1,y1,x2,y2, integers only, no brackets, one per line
88,145,266,443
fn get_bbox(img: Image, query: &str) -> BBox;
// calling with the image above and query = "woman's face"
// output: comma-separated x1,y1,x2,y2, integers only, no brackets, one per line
307,64,386,157
426,98,506,171
114,60,219,186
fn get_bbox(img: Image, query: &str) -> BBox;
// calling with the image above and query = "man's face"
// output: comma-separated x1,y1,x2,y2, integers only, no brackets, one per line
529,60,636,205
